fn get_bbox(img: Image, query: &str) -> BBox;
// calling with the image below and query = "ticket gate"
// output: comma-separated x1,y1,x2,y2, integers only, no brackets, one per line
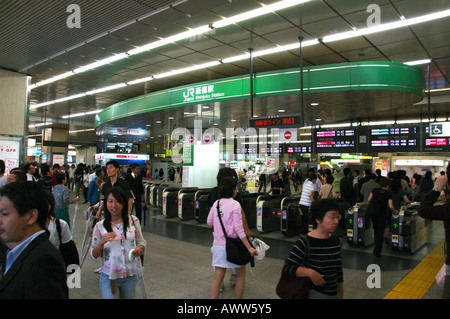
241,192,265,229
279,195,302,236
149,182,162,206
157,183,171,208
162,187,181,217
178,187,199,220
194,189,211,222
391,202,431,253
346,202,374,247
256,194,288,233
197,194,211,223
144,183,152,205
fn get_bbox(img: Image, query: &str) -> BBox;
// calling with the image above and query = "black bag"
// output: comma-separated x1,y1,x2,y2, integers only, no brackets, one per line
55,218,80,271
276,235,311,299
216,200,254,266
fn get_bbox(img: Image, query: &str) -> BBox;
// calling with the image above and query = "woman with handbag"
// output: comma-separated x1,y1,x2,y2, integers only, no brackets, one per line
282,198,343,299
91,186,147,299
207,176,257,299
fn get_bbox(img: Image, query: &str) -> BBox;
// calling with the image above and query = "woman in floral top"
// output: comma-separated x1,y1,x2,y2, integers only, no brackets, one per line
91,186,147,299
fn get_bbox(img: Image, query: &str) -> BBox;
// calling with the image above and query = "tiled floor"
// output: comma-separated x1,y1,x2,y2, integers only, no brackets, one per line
68,192,446,300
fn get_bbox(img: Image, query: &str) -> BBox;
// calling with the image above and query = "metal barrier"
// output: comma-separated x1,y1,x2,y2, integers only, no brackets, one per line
391,202,431,253
346,202,374,247
256,194,288,233
162,187,181,217
178,187,199,220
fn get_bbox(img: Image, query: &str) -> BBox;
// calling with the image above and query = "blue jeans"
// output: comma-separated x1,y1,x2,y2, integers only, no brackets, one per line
100,273,137,299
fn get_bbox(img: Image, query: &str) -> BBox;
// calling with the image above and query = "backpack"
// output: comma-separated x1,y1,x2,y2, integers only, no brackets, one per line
55,218,80,271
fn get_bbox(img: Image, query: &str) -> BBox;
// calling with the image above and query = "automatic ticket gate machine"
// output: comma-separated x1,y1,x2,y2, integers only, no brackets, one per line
178,187,199,220
157,183,172,208
346,202,374,247
391,202,431,253
279,195,302,236
194,189,211,222
144,182,153,205
241,192,265,229
149,182,162,206
256,194,287,233
162,187,181,217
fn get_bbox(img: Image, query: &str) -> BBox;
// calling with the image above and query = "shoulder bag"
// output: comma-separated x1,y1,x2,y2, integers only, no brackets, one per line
216,200,254,266
276,235,312,299
55,218,80,271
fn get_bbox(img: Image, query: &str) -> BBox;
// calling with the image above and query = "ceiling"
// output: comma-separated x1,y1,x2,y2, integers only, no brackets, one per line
1,0,449,147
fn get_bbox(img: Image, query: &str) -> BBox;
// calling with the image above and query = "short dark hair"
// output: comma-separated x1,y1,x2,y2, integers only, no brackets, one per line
0,181,49,229
56,173,66,184
310,198,340,227
379,177,390,188
41,164,51,176
216,167,237,185
10,170,27,182
218,176,237,198
24,163,33,172
106,160,120,169
308,173,317,182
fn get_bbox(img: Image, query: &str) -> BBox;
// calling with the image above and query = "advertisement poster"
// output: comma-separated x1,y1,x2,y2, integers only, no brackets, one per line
0,139,21,175
373,158,389,177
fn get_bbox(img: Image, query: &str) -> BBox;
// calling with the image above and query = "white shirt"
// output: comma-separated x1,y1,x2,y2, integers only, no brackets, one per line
299,180,318,207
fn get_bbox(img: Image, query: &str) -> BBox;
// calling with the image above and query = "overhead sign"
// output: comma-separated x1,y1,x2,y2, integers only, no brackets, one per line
430,122,450,137
249,114,302,128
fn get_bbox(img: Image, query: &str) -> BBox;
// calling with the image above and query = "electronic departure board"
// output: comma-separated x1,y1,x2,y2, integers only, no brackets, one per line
314,128,357,153
368,124,420,153
423,125,450,152
286,144,312,154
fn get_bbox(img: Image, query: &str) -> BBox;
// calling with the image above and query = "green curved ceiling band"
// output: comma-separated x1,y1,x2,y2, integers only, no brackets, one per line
95,61,423,128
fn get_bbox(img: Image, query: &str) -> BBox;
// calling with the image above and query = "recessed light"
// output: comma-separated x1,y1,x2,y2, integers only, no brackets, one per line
311,102,319,106
278,109,285,113
156,120,162,124
316,118,322,121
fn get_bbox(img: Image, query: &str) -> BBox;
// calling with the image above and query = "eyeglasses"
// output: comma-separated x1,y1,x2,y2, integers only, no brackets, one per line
325,214,341,221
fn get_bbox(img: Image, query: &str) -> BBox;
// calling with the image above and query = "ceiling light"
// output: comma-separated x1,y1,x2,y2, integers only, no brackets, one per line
29,0,312,90
278,109,285,112
404,59,431,66
323,9,450,43
29,122,52,128
213,0,311,28
310,102,319,106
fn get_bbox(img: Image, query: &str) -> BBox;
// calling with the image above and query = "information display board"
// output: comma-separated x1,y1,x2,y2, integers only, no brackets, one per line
286,144,312,154
423,124,450,152
368,124,420,153
314,128,357,153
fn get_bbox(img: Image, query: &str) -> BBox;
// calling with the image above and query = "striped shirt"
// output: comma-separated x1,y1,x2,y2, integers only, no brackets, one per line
299,180,318,207
284,235,343,296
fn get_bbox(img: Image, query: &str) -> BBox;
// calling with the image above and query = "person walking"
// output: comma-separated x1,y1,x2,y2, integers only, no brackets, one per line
207,176,257,299
283,198,344,299
90,186,147,299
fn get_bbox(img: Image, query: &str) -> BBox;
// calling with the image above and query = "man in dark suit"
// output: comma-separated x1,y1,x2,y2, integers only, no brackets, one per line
0,181,68,298
125,163,145,222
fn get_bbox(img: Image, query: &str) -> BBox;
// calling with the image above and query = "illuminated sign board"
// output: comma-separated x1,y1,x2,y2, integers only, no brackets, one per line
423,124,450,152
314,128,357,153
368,124,420,153
249,114,302,128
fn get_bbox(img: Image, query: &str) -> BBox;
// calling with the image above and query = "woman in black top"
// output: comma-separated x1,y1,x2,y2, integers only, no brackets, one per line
284,198,343,299
368,177,397,257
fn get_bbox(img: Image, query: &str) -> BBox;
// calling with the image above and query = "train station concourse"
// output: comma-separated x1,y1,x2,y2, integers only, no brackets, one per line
0,0,450,307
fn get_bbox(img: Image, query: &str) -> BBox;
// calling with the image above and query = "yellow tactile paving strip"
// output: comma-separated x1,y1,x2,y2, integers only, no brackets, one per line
384,239,445,299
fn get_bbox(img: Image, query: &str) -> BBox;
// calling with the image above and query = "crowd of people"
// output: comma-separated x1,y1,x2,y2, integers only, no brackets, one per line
1,157,449,299
0,159,146,299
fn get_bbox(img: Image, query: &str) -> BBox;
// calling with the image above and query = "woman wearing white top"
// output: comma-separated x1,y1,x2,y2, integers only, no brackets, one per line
91,186,147,299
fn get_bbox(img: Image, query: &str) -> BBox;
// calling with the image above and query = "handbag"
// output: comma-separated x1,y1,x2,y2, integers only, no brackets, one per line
276,235,311,299
216,200,254,266
55,218,80,271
